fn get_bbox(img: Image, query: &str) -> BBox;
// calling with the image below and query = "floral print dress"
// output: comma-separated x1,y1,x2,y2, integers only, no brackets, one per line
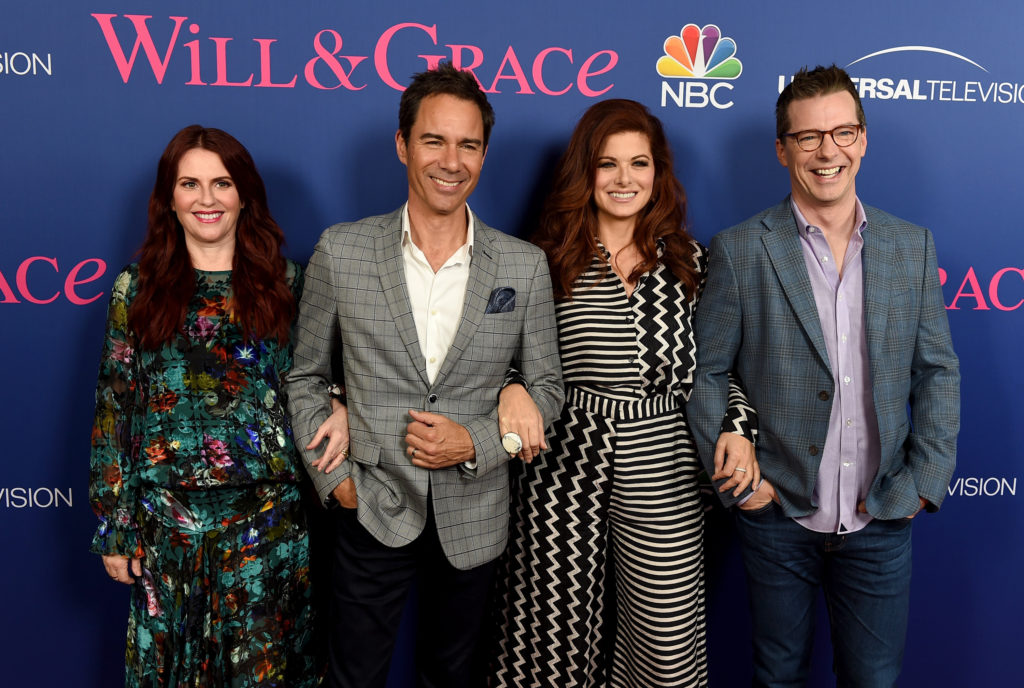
89,262,318,687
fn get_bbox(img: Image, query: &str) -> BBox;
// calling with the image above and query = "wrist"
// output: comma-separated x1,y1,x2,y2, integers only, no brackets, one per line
327,382,346,405
739,491,771,510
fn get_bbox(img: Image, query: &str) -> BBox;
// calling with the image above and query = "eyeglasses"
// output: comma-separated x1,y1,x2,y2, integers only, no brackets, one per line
781,125,862,152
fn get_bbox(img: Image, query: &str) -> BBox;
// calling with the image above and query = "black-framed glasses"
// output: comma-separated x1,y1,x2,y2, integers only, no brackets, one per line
781,125,862,152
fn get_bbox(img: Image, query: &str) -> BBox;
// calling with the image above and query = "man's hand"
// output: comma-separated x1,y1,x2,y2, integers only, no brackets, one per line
332,477,357,509
739,479,778,511
711,432,760,497
405,409,476,469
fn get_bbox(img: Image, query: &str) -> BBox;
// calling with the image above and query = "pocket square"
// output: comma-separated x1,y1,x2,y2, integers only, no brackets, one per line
484,286,516,314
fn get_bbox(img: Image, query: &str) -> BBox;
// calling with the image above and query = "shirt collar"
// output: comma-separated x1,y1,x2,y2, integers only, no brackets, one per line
790,197,867,239
401,202,475,260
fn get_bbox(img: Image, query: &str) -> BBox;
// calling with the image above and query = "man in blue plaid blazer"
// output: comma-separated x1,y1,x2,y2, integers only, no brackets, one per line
284,64,563,688
689,65,959,687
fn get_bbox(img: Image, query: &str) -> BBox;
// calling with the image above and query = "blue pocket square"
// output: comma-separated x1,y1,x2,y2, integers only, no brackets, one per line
484,287,516,314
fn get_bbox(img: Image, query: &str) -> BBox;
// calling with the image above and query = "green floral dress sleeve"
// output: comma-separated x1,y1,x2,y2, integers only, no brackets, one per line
281,259,304,375
89,266,144,558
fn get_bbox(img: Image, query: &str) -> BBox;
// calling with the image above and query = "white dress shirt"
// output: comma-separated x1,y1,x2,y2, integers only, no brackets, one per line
401,203,474,384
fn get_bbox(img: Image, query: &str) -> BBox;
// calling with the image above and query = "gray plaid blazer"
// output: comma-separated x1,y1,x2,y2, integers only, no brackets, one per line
688,199,959,518
284,207,563,570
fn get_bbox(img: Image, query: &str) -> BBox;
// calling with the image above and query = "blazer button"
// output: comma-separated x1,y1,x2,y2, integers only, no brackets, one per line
809,445,819,456
818,391,829,401
427,393,438,404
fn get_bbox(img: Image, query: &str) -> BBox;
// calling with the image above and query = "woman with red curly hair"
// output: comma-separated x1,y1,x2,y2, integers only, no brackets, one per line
490,100,757,687
89,125,329,687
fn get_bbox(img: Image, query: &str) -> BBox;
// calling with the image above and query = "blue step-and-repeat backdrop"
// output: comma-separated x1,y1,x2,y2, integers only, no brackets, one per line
2,1,1020,685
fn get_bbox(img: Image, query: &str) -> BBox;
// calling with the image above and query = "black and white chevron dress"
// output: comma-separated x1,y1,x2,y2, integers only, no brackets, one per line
490,242,753,688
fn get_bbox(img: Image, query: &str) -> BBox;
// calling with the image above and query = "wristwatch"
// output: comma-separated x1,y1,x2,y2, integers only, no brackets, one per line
326,383,346,403
501,431,523,456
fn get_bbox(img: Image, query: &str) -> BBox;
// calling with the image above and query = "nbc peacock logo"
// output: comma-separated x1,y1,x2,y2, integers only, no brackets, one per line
657,23,743,109
657,24,742,79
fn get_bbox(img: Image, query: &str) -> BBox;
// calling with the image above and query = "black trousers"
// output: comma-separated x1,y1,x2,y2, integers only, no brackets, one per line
325,503,497,688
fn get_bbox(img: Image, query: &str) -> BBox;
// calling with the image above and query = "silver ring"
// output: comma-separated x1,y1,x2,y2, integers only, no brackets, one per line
735,467,748,473
412,448,418,458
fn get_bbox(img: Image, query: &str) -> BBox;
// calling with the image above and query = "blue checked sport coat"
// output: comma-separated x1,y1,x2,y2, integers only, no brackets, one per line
688,199,959,519
285,208,564,570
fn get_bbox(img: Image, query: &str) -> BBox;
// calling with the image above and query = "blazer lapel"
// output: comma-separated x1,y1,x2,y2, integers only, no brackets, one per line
375,210,430,387
860,210,894,367
433,219,497,388
761,203,831,371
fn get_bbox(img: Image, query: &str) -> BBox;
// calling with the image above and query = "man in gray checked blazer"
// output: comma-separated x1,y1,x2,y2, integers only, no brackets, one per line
284,64,563,688
688,65,959,687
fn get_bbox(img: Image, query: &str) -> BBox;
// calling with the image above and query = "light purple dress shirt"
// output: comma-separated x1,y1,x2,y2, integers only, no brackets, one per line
791,199,881,534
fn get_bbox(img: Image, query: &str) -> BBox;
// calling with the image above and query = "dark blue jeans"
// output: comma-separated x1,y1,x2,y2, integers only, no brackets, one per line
734,502,913,688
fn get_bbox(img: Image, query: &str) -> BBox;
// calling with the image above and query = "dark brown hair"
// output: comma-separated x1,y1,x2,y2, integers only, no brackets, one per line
129,125,294,349
534,99,698,300
398,61,495,148
776,64,866,139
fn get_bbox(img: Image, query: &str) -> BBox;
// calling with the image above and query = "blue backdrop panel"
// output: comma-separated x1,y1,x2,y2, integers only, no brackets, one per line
1,1,1020,685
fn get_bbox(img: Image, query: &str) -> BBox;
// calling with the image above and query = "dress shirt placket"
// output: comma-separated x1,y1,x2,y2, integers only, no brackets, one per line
797,222,871,534
407,248,469,384
807,227,846,530
834,235,864,533
599,241,644,387
402,204,473,385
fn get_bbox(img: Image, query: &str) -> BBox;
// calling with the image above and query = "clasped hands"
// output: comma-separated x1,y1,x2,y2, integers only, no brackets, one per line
102,554,143,585
404,409,476,469
712,432,776,511
306,402,477,510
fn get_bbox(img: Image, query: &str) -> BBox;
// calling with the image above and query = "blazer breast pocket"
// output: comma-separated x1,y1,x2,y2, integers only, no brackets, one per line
484,286,516,314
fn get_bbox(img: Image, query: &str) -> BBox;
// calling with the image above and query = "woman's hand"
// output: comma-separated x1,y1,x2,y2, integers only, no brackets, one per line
102,554,142,584
498,383,546,463
308,399,350,473
712,432,760,497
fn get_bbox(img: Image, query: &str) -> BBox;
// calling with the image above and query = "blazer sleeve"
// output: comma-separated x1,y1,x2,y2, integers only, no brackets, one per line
690,241,758,446
463,250,564,479
905,229,960,510
284,232,349,505
688,234,753,508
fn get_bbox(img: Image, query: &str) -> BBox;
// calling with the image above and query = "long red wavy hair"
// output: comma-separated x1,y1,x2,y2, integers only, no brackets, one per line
129,125,294,349
534,99,699,300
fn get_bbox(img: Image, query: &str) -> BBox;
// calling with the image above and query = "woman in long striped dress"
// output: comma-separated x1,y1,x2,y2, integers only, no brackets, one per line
489,99,757,687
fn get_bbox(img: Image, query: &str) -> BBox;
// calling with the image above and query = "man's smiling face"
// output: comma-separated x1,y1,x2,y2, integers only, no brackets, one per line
776,90,867,214
396,93,487,221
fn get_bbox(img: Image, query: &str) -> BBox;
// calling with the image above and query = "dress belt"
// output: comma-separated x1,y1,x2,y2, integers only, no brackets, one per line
566,385,679,421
